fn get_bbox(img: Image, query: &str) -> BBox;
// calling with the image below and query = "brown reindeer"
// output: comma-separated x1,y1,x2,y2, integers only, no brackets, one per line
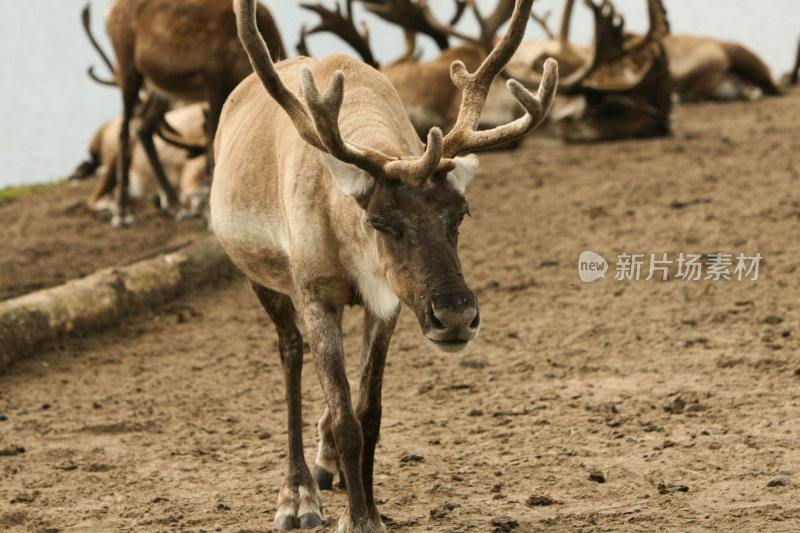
213,0,557,530
536,0,672,140
661,32,780,101
664,36,780,101
104,0,284,227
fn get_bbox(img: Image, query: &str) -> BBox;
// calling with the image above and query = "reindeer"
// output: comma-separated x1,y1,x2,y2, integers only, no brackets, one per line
661,33,781,101
72,104,208,218
533,0,672,141
213,0,557,530
103,0,284,227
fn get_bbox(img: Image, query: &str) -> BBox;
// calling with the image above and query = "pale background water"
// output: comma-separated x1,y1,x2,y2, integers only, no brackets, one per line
0,0,798,188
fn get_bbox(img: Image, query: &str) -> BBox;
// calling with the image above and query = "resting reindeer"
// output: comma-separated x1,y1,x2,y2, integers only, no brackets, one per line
214,0,557,530
71,104,209,218
104,0,284,227
534,0,672,141
355,0,670,142
663,35,781,101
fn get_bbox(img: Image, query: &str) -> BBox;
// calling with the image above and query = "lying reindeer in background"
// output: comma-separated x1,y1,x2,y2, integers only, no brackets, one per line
530,0,672,141
663,34,781,101
343,0,671,142
215,0,557,529
70,104,209,219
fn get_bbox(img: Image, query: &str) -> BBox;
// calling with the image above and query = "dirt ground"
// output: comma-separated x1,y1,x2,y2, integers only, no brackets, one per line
0,181,210,301
2,88,800,533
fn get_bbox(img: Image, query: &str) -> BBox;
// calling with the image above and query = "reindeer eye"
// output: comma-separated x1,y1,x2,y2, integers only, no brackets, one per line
369,216,400,238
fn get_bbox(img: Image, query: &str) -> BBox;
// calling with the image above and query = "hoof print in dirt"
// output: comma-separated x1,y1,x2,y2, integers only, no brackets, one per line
588,470,606,483
657,483,689,495
490,516,519,532
399,454,424,464
526,493,561,506
0,445,25,456
430,503,459,519
767,475,791,487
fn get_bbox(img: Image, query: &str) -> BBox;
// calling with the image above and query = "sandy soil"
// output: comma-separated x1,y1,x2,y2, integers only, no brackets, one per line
1,88,800,532
0,181,209,301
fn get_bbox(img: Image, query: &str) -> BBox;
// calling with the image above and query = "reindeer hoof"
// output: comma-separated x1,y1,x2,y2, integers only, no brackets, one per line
274,514,297,530
175,209,201,221
299,512,323,529
312,466,334,491
111,215,136,229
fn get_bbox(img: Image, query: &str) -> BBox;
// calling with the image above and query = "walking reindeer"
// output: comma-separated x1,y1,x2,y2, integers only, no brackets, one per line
211,0,558,530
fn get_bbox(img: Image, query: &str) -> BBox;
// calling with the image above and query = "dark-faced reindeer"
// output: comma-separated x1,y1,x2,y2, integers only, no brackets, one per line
104,0,284,227
213,0,557,530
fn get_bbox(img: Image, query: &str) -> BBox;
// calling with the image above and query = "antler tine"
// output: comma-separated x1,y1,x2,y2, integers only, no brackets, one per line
299,2,379,68
235,0,327,153
554,0,627,92
87,65,117,86
625,0,669,55
296,24,311,56
361,0,453,51
386,28,421,66
467,0,517,51
531,10,555,39
301,67,447,183
442,0,560,157
82,3,117,83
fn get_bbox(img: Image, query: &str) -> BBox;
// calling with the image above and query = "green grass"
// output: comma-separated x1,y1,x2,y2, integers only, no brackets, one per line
0,181,61,202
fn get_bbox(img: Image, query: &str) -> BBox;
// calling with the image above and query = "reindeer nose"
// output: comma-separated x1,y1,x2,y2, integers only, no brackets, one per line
427,289,480,340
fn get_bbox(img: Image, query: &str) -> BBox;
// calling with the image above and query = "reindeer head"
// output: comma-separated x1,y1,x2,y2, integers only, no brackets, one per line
235,0,557,352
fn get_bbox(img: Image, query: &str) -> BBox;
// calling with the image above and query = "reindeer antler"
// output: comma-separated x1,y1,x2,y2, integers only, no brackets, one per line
237,0,557,179
531,9,555,40
82,3,117,86
442,0,559,157
465,0,517,51
235,0,449,184
359,0,468,51
298,1,379,68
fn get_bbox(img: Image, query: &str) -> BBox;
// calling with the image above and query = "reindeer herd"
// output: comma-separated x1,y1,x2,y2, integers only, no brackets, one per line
63,1,798,531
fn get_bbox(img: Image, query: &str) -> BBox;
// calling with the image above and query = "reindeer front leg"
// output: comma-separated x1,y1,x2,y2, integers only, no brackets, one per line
356,305,399,523
302,298,383,533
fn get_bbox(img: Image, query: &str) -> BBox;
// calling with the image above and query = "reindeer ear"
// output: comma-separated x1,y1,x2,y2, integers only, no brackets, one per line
320,152,375,201
447,154,479,194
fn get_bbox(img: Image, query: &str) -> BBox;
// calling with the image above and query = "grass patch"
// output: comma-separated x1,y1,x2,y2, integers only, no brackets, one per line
0,181,60,203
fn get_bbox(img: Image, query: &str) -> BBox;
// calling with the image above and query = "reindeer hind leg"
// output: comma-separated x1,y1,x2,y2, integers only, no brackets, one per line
136,93,179,213
251,281,323,530
313,408,346,490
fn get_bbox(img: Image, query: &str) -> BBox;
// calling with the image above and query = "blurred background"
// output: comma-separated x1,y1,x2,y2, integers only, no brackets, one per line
1,0,798,188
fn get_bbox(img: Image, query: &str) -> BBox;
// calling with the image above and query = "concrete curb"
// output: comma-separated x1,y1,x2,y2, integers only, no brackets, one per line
0,237,234,372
